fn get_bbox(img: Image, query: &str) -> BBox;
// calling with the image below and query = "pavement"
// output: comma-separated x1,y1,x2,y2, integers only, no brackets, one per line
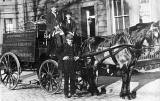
0,68,160,101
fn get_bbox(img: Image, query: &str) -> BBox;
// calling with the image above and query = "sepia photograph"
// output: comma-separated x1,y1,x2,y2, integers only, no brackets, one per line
0,0,160,101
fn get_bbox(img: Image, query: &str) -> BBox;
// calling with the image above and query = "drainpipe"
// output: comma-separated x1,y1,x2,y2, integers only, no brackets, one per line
23,0,28,23
15,0,18,30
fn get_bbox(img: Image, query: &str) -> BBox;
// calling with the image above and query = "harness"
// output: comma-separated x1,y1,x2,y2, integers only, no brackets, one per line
109,50,119,65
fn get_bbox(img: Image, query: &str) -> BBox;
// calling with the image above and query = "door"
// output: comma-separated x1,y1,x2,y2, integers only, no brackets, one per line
81,6,95,38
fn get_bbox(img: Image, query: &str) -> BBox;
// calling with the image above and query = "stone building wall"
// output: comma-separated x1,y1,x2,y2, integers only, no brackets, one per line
67,0,108,37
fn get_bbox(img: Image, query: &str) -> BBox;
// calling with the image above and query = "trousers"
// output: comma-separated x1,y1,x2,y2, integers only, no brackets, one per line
63,59,76,97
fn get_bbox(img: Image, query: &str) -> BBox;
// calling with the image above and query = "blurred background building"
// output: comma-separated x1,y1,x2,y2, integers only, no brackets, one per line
0,0,42,55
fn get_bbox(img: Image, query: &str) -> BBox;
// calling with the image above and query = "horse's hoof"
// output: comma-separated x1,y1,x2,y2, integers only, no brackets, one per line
65,95,72,98
127,92,136,100
95,90,100,96
120,92,132,100
120,92,125,97
127,94,132,100
120,93,126,99
121,96,125,99
65,93,72,98
131,91,137,99
91,92,100,96
89,90,100,96
120,94,131,100
100,87,106,94
121,91,136,100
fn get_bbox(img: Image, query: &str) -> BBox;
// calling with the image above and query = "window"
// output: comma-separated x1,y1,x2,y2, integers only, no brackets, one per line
81,6,95,37
140,0,149,3
4,18,13,33
112,0,130,33
139,0,150,23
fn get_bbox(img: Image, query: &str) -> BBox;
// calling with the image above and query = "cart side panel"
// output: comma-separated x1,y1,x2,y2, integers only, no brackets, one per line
2,31,36,62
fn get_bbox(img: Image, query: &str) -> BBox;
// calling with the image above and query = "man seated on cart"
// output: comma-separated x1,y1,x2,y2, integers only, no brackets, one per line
46,5,66,56
61,11,77,36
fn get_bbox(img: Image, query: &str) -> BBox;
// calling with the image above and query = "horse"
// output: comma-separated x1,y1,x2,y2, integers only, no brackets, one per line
72,32,132,95
77,21,160,99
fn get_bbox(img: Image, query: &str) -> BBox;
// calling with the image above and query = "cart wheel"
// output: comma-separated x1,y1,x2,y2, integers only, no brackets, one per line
0,52,20,90
39,59,62,94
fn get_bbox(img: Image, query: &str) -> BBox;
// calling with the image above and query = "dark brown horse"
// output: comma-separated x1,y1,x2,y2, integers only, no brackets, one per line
76,21,160,99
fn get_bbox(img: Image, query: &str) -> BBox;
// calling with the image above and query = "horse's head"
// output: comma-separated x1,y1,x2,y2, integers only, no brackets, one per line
126,22,153,58
145,21,160,45
129,22,153,48
128,21,160,58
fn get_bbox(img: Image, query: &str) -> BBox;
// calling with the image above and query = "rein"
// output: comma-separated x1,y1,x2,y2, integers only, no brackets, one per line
80,44,134,58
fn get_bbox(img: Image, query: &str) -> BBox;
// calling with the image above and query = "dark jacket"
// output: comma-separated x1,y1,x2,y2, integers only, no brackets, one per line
63,42,77,97
61,19,77,35
46,11,66,55
46,11,59,32
63,43,75,59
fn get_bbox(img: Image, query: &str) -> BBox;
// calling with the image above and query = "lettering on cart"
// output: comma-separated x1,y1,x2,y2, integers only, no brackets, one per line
17,53,32,57
6,33,35,38
4,42,33,47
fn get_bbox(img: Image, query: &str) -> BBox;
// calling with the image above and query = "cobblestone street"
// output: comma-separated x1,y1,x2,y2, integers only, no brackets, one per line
1,68,160,101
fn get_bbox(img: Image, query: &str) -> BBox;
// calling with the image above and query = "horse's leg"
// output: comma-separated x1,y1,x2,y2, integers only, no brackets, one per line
80,68,88,90
121,64,136,100
126,66,137,99
120,64,128,99
88,68,99,96
126,67,132,100
92,68,99,95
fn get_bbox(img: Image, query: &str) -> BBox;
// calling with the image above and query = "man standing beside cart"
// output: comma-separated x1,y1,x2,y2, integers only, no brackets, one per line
63,33,79,98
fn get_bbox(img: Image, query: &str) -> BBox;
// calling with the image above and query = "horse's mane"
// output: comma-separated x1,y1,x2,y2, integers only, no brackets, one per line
127,22,154,44
129,22,153,34
78,21,158,55
81,32,131,53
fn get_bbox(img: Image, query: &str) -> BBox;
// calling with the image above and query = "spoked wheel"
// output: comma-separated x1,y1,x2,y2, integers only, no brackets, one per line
0,52,20,90
39,59,62,94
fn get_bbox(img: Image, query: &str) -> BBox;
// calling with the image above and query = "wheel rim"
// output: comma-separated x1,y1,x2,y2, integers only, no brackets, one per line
0,52,20,89
39,60,62,94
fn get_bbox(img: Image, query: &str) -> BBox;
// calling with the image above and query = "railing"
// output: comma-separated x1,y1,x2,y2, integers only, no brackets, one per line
139,45,160,61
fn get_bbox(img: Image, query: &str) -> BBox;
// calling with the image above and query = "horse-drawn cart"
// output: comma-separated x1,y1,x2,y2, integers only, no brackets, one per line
0,20,160,99
0,20,96,95
0,21,62,94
